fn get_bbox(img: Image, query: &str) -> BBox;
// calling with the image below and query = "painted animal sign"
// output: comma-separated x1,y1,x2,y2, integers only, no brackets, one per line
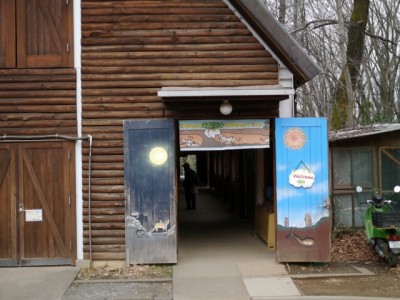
275,118,330,262
179,119,270,151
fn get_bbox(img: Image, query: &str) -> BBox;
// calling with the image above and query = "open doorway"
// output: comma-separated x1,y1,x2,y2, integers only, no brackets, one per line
177,148,275,248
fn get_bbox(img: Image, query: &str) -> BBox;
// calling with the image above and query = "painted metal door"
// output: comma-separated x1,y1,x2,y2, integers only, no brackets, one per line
124,119,177,264
0,142,76,266
275,118,330,262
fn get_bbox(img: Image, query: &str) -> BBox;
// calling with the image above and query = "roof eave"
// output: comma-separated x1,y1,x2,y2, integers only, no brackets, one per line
329,124,400,142
227,0,321,85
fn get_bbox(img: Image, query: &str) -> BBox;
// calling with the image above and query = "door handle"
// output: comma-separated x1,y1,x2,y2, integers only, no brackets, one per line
19,203,25,212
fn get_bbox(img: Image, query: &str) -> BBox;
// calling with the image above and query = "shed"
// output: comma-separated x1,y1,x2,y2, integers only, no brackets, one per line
329,124,400,228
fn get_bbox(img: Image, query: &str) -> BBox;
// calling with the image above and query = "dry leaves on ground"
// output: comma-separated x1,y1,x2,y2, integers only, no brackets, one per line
331,229,379,262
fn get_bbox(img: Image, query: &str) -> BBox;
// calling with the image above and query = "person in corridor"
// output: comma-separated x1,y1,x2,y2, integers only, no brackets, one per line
182,162,198,210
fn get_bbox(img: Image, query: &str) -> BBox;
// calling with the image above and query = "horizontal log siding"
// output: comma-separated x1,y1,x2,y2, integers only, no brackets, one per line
81,0,280,260
0,69,77,136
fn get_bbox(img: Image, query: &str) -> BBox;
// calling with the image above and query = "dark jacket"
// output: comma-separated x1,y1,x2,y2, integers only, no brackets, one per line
183,168,197,188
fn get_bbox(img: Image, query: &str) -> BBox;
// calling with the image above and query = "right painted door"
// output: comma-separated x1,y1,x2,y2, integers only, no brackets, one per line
275,118,330,262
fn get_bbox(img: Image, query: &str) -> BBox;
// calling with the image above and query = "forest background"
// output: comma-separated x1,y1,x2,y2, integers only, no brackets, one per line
261,0,399,130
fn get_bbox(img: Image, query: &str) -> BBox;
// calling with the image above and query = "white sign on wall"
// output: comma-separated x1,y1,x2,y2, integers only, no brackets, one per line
25,209,43,222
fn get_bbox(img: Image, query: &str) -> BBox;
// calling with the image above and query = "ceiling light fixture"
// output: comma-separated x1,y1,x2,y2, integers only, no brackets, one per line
219,100,232,115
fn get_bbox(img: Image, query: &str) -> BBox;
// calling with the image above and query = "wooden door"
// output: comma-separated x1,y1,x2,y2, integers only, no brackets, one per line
0,0,73,68
124,119,177,264
17,0,73,68
275,118,330,262
0,142,76,266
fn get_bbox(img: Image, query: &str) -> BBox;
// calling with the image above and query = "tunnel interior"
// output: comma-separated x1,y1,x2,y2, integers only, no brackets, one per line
178,148,275,239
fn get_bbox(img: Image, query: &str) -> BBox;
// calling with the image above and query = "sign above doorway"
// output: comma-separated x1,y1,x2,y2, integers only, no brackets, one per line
179,119,270,151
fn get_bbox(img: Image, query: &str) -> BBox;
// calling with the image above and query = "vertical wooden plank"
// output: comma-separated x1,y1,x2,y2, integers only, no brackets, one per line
124,119,177,264
0,0,16,67
0,144,17,264
275,118,330,262
18,143,26,260
63,0,74,66
67,142,77,263
16,0,27,67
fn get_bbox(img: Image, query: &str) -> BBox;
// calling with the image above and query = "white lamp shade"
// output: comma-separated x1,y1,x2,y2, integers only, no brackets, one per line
220,100,232,115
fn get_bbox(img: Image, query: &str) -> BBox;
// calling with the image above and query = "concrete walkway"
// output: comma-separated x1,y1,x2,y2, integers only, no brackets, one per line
0,266,79,300
173,189,300,300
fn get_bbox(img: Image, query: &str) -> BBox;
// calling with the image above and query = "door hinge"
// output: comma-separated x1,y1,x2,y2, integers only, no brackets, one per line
66,0,69,5
69,195,71,206
67,150,71,160
66,43,70,53
70,242,72,252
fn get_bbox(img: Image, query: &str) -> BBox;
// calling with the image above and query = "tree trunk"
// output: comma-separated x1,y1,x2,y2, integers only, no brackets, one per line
278,0,287,24
332,0,370,129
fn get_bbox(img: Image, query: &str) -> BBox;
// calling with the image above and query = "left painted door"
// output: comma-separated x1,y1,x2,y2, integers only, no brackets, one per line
0,142,76,266
124,119,177,264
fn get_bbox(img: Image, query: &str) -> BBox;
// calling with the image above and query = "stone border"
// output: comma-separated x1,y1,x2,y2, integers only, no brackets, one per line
73,278,173,284
290,266,375,279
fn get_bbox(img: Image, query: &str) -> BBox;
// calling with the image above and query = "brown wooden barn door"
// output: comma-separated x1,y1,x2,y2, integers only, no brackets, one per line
124,119,177,264
0,142,76,266
18,142,75,266
16,0,73,68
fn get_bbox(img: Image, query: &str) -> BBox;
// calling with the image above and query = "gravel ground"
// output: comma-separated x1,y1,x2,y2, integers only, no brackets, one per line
291,262,400,298
289,229,400,298
62,280,172,300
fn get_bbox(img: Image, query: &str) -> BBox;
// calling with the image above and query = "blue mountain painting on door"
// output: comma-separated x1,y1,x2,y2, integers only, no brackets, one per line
275,118,330,262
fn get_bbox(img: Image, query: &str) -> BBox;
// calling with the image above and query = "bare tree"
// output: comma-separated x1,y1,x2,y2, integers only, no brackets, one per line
332,0,357,129
278,0,287,23
262,0,400,128
360,0,400,123
331,0,370,129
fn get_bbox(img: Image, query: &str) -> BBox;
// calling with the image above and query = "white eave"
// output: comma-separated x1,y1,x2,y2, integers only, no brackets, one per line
158,86,295,98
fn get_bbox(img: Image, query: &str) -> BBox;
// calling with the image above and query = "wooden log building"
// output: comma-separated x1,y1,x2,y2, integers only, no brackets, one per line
0,0,320,266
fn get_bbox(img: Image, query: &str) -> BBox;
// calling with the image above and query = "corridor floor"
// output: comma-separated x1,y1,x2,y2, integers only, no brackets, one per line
173,188,299,300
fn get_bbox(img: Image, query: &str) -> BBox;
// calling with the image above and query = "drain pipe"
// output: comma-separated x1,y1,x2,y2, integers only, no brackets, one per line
2,134,90,143
1,133,93,266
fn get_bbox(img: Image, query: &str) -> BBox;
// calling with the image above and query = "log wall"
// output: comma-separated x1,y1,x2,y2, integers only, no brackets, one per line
81,0,281,260
0,69,77,136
